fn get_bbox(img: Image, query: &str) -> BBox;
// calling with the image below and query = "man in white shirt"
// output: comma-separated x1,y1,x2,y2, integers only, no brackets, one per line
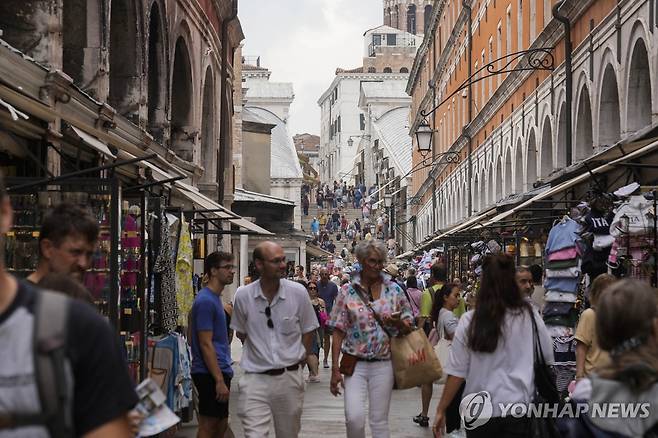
231,241,319,437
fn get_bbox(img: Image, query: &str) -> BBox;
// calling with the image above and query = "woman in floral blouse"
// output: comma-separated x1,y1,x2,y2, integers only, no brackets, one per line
328,240,413,438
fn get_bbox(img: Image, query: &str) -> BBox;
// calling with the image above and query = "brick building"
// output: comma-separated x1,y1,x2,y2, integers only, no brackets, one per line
407,0,658,244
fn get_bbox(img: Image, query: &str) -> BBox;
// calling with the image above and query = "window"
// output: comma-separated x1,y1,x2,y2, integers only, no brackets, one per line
373,34,382,46
517,0,523,51
544,0,551,27
337,116,341,133
530,0,536,41
400,67,409,73
387,33,396,45
367,67,376,73
407,4,417,34
383,67,392,73
360,113,366,131
424,4,433,33
488,37,493,96
506,6,512,57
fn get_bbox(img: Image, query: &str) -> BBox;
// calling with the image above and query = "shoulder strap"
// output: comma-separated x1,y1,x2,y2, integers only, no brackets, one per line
351,283,393,338
528,306,547,366
33,291,74,438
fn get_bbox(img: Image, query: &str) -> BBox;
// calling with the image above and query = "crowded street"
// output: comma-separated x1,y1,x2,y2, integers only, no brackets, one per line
1,0,658,438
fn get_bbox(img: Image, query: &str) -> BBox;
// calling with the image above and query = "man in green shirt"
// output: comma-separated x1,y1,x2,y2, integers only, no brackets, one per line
413,263,447,428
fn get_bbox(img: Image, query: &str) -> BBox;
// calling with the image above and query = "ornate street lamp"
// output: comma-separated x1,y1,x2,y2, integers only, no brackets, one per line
347,134,371,148
415,118,433,155
383,191,393,209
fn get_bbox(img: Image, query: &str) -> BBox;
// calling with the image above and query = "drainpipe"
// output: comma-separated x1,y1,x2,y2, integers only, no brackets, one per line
553,0,572,166
465,1,473,217
218,0,238,204
431,24,437,233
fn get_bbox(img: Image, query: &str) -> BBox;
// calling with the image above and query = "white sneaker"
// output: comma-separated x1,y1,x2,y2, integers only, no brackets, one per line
306,375,320,383
323,360,329,368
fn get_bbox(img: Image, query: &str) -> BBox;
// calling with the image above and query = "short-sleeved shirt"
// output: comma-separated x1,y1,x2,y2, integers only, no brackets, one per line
574,308,610,376
190,287,233,377
445,308,554,417
328,275,413,360
437,307,458,339
0,280,138,437
230,279,319,373
317,280,339,313
420,282,443,318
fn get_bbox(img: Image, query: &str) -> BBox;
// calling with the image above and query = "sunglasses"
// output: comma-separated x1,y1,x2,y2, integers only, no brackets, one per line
265,306,274,329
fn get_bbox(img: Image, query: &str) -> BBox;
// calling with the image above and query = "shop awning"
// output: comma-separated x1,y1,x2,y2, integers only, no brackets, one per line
234,188,295,206
71,126,116,159
307,243,334,259
228,217,273,236
477,136,658,229
173,183,235,219
396,250,414,260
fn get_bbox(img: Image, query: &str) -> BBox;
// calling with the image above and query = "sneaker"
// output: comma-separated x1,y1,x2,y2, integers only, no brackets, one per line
413,414,430,428
306,375,320,383
323,361,329,369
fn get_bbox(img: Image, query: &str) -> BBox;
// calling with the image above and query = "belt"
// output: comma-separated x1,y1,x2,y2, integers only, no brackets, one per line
258,363,301,376
358,357,387,362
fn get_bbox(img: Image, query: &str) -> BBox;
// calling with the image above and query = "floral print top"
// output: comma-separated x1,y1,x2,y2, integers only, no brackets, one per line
328,274,413,360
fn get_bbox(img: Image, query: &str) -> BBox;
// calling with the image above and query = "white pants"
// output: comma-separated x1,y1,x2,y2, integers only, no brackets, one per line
236,368,305,437
343,360,395,438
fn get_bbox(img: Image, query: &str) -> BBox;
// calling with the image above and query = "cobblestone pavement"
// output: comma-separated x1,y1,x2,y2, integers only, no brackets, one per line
175,340,454,437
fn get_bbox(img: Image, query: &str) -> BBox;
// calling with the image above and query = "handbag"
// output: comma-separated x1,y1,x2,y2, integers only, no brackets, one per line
339,353,358,376
352,283,443,389
528,308,562,438
434,319,451,384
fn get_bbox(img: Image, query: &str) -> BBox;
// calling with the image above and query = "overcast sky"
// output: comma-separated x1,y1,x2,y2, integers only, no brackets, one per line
238,0,382,136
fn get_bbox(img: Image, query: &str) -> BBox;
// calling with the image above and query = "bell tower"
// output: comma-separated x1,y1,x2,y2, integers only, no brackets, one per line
383,1,434,35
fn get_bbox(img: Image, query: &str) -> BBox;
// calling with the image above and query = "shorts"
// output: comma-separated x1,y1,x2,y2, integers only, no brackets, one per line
192,372,232,419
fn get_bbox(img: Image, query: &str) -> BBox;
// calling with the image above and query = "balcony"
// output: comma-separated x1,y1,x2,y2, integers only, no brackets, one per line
368,34,417,57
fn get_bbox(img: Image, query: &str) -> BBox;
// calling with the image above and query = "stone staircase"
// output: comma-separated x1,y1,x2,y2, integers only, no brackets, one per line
301,205,366,234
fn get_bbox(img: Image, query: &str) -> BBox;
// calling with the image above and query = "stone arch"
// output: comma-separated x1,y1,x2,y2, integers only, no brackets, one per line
109,0,141,119
473,173,480,213
526,128,537,190
574,82,593,161
556,102,567,167
367,67,377,73
424,4,433,33
62,0,103,86
171,35,195,161
540,115,553,179
407,4,417,34
514,141,523,193
383,67,393,73
392,5,399,29
201,67,216,183
626,37,652,133
147,1,168,140
400,67,409,73
385,7,392,26
598,62,621,147
479,167,487,209
504,147,512,197
495,156,503,202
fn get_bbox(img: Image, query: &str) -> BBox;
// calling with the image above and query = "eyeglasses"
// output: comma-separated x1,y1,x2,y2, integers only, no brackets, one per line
265,306,274,329
216,264,235,270
308,286,318,290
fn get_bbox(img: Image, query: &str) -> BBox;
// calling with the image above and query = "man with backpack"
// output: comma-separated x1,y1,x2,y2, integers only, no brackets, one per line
413,263,447,428
0,177,137,437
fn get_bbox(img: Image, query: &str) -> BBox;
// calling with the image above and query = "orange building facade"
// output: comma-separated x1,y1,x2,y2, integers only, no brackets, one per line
407,0,655,242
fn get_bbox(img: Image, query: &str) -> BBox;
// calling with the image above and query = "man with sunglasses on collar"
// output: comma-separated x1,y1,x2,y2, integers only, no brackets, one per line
231,241,319,438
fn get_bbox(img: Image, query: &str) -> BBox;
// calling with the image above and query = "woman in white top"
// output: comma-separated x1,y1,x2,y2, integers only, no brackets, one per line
433,254,554,438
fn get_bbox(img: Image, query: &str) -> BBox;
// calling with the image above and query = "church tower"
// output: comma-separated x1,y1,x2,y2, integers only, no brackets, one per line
383,0,434,35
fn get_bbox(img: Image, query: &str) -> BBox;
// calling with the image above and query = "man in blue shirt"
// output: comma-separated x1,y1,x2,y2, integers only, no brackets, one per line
318,267,339,368
191,251,235,438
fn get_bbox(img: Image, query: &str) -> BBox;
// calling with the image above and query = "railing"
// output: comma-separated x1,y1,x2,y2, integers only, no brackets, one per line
368,34,417,57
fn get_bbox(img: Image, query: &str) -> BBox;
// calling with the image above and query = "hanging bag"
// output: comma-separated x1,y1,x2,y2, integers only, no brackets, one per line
528,308,562,438
352,283,443,389
434,310,452,385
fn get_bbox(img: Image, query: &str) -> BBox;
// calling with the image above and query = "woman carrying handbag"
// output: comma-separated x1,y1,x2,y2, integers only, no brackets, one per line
433,255,554,437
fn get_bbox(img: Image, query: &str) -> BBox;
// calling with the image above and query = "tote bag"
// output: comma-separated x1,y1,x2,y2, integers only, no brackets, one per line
434,319,451,385
389,328,444,389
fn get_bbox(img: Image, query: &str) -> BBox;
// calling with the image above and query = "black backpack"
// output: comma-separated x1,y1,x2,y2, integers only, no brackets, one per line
1,290,74,437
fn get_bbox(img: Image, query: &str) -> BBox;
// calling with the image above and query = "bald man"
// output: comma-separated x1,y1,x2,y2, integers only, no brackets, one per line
230,242,319,438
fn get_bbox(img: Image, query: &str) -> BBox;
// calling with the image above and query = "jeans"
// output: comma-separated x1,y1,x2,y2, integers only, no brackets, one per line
236,368,305,437
343,360,394,438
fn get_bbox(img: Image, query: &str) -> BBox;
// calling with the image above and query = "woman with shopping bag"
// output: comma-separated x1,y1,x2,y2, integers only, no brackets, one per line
328,240,414,438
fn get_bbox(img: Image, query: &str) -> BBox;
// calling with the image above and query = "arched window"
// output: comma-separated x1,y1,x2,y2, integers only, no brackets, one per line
400,67,409,73
147,3,167,140
575,85,593,161
367,67,377,73
385,7,392,26
201,67,215,182
599,64,621,147
392,5,399,29
407,4,417,34
627,39,652,133
171,36,195,161
383,67,392,73
109,0,140,119
424,4,433,33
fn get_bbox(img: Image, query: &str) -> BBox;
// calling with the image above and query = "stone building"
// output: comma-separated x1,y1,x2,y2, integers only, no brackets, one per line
383,0,435,35
318,20,421,185
407,0,658,244
0,0,244,206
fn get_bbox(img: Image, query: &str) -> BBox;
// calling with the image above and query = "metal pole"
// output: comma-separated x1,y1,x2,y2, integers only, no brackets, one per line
109,176,121,332
139,191,148,381
466,1,474,217
553,1,573,166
